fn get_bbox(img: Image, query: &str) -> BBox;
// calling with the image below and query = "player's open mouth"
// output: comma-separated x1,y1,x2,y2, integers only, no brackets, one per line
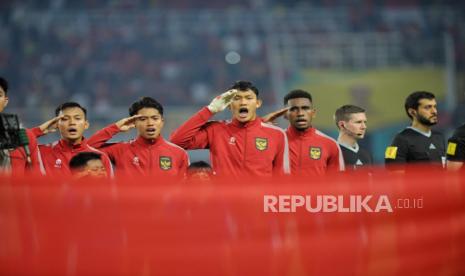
146,128,156,134
295,119,307,127
238,108,249,119
68,128,78,135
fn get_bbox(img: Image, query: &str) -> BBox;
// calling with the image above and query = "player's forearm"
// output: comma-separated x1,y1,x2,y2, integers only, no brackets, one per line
29,127,45,138
88,124,120,148
169,107,212,149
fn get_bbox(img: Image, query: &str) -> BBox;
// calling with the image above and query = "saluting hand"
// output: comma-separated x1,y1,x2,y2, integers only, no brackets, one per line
207,89,237,114
115,115,143,132
37,115,63,134
262,107,289,125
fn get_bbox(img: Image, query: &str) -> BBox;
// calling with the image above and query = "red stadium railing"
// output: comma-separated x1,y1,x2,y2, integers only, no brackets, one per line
0,167,464,276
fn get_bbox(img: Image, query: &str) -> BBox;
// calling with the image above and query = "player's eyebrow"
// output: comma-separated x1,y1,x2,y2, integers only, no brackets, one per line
290,105,311,108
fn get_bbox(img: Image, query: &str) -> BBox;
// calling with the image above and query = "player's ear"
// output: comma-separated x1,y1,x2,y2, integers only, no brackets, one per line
311,108,317,118
256,98,262,109
84,119,90,130
408,108,416,118
0,96,8,111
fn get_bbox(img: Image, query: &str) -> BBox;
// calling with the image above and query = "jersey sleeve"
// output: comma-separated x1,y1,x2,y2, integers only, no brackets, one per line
9,128,45,175
328,142,345,172
87,124,124,163
179,150,190,178
272,130,291,176
99,152,114,178
446,136,465,161
29,127,45,138
26,128,45,175
88,124,120,148
385,134,409,165
169,107,214,150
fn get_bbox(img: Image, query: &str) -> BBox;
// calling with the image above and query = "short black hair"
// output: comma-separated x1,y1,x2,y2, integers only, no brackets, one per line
188,161,212,171
283,89,313,105
129,97,164,116
69,152,102,171
229,80,259,97
404,91,436,120
55,102,87,117
334,105,366,129
0,77,8,95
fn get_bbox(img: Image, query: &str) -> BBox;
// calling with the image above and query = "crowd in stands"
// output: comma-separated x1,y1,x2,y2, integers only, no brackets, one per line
0,0,463,116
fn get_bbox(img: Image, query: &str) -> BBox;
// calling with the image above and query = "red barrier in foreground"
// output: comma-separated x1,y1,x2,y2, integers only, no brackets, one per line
0,167,464,276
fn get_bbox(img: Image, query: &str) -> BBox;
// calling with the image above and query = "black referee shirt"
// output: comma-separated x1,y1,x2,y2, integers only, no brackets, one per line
385,127,445,166
447,123,465,162
338,143,373,170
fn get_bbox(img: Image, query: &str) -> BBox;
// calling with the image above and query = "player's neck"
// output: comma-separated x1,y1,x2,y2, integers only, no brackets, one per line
140,135,161,144
338,133,357,148
411,121,431,133
234,114,257,125
291,125,312,134
63,137,83,146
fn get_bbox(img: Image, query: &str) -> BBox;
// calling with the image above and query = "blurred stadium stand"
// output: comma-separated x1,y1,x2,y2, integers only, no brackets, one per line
0,0,464,162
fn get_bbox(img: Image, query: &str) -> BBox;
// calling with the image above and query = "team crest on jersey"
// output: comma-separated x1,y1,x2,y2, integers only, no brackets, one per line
132,156,140,166
255,137,268,151
54,159,62,168
159,156,172,170
309,147,321,160
229,137,236,145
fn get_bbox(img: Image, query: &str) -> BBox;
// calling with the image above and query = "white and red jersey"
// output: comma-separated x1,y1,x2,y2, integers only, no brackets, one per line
88,124,189,178
286,126,344,176
37,137,114,178
170,107,290,177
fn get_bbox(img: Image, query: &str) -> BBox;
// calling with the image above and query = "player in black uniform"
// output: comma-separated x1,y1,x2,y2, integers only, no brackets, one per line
385,91,445,169
446,123,465,171
334,105,372,169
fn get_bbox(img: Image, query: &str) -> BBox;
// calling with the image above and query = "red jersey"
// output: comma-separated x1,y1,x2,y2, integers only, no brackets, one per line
37,137,114,178
286,126,344,176
87,124,189,178
169,107,290,177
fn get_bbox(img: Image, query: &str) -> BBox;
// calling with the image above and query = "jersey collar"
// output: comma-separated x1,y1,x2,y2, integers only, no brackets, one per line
135,135,164,147
287,126,315,138
58,138,87,152
338,141,359,153
407,126,432,137
231,117,261,128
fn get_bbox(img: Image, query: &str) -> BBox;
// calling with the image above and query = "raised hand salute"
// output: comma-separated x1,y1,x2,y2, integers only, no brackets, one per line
207,89,237,114
170,80,290,178
114,114,144,132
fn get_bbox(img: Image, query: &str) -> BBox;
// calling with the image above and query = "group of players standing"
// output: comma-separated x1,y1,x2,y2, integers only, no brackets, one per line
0,76,463,179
